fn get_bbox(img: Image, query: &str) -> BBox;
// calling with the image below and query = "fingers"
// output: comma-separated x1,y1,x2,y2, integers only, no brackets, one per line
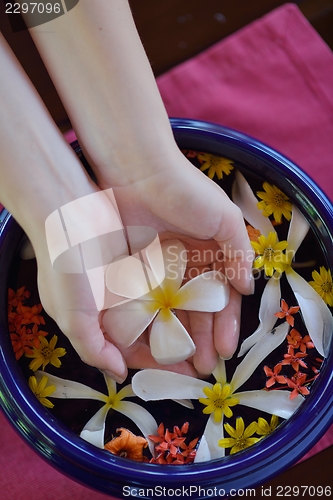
214,286,242,359
188,311,218,376
63,314,128,383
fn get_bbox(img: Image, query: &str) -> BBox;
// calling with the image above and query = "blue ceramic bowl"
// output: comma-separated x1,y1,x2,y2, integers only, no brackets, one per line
0,119,333,498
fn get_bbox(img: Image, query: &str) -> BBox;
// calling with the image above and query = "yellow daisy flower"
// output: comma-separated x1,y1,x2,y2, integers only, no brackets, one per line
256,415,279,436
198,382,239,422
198,153,234,180
218,417,260,454
257,182,292,224
309,267,333,307
251,231,288,276
26,334,66,371
28,375,56,408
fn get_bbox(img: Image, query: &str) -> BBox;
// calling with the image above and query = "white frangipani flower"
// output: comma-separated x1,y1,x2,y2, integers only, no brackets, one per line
36,371,158,452
232,171,333,357
103,240,230,365
132,322,303,462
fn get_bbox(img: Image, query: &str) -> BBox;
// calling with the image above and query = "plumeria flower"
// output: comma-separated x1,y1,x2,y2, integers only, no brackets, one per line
103,240,230,364
26,334,66,371
256,182,292,224
198,153,234,180
132,322,303,462
28,374,56,409
218,417,260,455
35,371,158,451
232,170,333,357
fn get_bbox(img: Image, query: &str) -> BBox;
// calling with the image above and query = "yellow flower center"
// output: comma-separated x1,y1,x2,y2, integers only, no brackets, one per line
273,192,287,206
321,280,333,294
41,347,53,360
263,246,274,261
199,382,239,422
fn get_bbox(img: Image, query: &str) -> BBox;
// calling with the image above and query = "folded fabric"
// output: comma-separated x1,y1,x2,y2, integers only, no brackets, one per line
157,3,333,202
1,3,332,499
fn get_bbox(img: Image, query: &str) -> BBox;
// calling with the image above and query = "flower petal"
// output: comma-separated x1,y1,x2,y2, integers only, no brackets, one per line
132,369,208,401
287,205,310,257
174,271,230,312
232,170,274,236
238,275,281,357
286,268,333,356
102,299,158,347
237,389,303,418
149,309,196,364
80,404,109,448
212,357,227,385
193,434,211,463
116,400,158,456
37,372,107,401
232,322,289,392
195,414,225,462
160,239,187,294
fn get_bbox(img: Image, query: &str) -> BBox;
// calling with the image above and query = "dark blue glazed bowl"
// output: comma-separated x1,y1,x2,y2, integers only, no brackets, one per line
0,119,332,498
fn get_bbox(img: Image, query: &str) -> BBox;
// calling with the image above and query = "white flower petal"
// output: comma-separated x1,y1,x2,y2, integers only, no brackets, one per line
38,372,106,401
149,309,196,364
232,170,274,236
287,205,310,256
237,389,304,419
172,399,194,409
132,369,208,402
232,322,289,392
212,357,227,385
202,414,225,460
160,239,187,294
194,434,211,463
102,299,158,347
80,404,109,448
116,400,158,456
105,255,153,299
238,275,281,357
174,271,230,312
286,268,333,356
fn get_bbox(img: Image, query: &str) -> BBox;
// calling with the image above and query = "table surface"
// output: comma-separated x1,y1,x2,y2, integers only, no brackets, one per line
1,0,333,495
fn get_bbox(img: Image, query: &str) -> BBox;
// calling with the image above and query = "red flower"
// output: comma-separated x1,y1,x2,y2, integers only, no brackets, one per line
287,329,314,353
274,299,300,327
285,373,310,400
263,364,287,388
149,422,198,465
281,346,307,372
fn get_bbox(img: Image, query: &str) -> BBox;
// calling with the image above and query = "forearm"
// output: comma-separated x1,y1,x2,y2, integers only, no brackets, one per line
24,0,177,186
0,33,98,246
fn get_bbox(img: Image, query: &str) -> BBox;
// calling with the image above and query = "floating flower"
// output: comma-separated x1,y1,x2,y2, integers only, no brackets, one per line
199,383,239,421
16,303,45,326
263,364,286,388
25,335,66,371
104,428,148,462
274,299,300,327
232,170,333,357
198,153,234,180
309,267,333,307
28,374,56,409
133,322,303,462
103,240,230,364
256,182,292,224
246,224,261,242
251,231,288,277
287,329,314,353
8,286,30,307
36,371,158,450
285,373,310,400
149,422,198,464
256,415,279,436
281,346,307,372
218,417,260,455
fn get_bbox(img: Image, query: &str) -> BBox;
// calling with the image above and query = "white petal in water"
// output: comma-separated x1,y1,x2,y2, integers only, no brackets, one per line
286,268,333,356
237,389,304,419
232,322,289,392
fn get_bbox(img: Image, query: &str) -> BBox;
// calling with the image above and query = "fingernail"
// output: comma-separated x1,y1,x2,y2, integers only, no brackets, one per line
104,370,126,384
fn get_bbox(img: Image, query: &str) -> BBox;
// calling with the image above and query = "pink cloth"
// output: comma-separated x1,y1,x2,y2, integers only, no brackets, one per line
157,3,333,202
1,4,332,499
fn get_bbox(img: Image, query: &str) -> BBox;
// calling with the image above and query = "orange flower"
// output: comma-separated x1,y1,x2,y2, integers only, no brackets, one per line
287,329,314,353
274,299,300,327
281,346,307,372
246,225,261,243
285,373,310,400
149,422,198,465
16,303,45,326
10,324,48,360
104,428,148,462
263,364,287,388
8,286,30,307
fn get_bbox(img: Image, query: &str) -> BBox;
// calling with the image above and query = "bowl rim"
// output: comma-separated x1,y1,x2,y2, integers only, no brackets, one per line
0,119,332,497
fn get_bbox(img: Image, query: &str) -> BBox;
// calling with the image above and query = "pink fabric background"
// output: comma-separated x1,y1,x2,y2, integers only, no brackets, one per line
1,4,332,499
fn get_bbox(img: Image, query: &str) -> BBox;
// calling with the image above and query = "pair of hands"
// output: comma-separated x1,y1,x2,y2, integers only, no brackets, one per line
36,147,254,383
